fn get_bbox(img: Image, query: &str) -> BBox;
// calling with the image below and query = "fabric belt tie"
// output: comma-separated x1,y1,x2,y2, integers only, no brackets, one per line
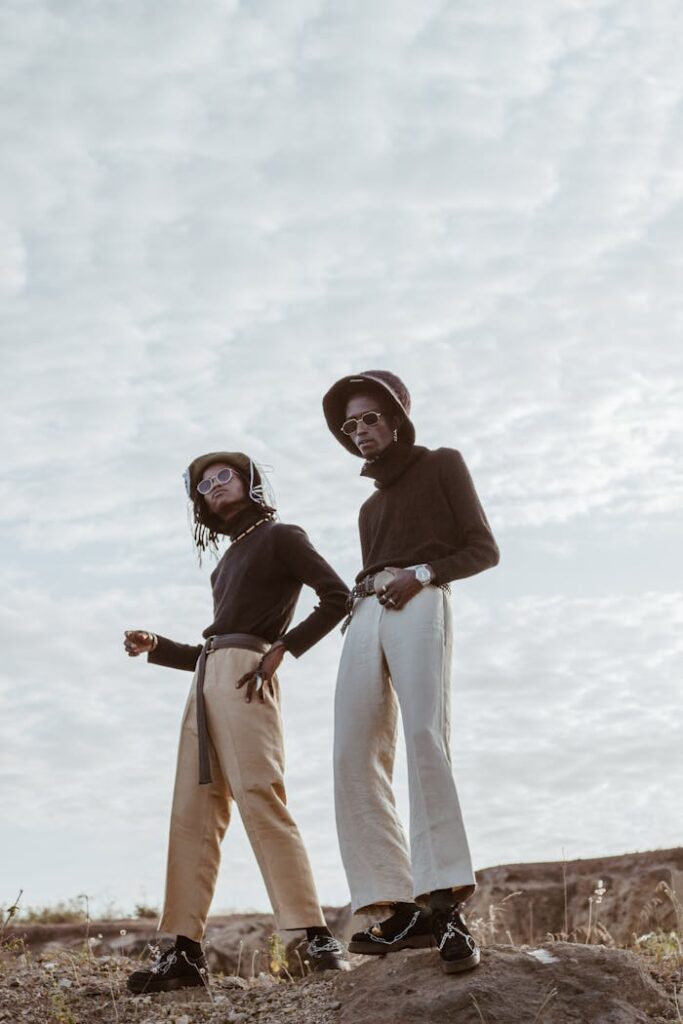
196,632,270,785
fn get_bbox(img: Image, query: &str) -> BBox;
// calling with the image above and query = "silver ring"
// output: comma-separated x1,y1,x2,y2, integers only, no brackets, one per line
386,598,396,607
254,673,263,691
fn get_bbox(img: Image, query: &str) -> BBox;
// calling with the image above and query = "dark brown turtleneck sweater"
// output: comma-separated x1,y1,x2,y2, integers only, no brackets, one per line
148,506,349,672
356,442,499,585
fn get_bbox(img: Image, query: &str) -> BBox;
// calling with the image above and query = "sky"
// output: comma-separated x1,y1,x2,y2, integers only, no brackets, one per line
1,0,682,919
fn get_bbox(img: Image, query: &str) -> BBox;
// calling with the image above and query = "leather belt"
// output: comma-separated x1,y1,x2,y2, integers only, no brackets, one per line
341,572,450,635
196,632,270,785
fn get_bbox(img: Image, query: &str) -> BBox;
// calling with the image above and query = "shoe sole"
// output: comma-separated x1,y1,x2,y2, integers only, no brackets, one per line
310,958,352,972
349,934,434,955
127,977,207,995
439,948,481,974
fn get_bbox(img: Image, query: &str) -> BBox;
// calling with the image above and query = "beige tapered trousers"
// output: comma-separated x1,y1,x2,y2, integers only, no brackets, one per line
159,646,325,941
334,585,476,915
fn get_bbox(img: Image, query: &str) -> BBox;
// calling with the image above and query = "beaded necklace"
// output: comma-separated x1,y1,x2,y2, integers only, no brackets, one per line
231,515,273,544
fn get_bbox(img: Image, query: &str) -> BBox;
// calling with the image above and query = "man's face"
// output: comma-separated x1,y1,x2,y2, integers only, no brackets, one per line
344,392,397,459
200,461,247,518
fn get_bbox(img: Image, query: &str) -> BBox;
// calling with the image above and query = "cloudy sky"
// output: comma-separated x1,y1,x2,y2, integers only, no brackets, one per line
1,0,681,919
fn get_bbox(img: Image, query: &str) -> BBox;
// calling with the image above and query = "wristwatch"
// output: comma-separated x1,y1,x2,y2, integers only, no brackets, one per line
413,564,433,586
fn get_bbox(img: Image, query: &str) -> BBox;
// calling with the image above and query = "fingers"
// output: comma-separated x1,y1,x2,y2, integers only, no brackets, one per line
237,672,273,704
124,630,150,656
377,576,421,612
378,584,401,609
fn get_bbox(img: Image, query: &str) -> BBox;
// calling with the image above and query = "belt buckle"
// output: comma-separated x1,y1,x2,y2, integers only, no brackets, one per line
205,636,215,654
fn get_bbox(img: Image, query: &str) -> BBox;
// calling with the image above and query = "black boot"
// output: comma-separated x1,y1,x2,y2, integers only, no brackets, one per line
429,899,480,974
126,943,209,994
349,902,433,955
305,933,351,972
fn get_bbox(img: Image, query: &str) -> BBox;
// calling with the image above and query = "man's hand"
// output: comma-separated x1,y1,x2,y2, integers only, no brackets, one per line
235,641,287,704
376,566,433,611
124,630,157,656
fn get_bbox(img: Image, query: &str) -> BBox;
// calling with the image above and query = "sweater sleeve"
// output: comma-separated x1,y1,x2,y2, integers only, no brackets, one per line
273,525,350,658
429,449,500,586
147,634,202,672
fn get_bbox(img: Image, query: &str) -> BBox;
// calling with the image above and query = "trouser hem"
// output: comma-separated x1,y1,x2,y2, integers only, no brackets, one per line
157,912,204,943
352,894,415,916
414,882,477,908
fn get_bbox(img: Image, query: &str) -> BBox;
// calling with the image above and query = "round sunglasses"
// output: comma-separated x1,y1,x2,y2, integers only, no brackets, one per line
340,410,383,435
197,467,235,495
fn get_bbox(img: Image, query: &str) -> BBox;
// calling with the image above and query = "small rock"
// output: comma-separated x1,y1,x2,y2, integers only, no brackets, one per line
217,976,248,989
256,971,277,986
58,978,73,989
527,947,559,964
327,999,342,1010
174,1016,190,1024
83,986,105,997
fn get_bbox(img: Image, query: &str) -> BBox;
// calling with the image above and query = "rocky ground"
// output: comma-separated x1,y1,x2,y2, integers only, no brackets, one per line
2,847,681,1022
0,938,680,1024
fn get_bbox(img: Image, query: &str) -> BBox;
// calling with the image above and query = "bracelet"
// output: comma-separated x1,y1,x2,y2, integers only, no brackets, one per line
148,633,158,652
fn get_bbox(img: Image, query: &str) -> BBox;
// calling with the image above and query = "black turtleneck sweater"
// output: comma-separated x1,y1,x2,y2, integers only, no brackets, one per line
356,443,499,585
148,506,349,672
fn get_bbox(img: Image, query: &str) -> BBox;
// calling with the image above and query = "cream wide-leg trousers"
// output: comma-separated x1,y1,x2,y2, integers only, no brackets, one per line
159,646,325,941
334,585,476,915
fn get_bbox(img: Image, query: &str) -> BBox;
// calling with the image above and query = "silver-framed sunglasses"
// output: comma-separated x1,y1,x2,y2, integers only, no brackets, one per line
340,410,383,435
197,467,235,494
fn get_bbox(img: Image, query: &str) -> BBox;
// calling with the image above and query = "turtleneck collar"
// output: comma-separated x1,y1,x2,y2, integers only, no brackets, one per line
225,503,272,541
360,442,426,489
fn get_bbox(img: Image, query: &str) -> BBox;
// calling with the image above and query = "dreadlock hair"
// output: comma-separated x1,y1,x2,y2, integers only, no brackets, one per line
190,491,222,566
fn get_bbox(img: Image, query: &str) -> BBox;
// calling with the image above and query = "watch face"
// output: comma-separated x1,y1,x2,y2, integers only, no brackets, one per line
415,565,431,583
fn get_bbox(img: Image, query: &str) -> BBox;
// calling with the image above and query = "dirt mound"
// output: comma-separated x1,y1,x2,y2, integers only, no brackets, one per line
331,943,675,1024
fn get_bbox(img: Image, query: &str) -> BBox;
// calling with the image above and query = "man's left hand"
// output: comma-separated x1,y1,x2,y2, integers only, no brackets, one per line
377,566,433,611
235,641,287,703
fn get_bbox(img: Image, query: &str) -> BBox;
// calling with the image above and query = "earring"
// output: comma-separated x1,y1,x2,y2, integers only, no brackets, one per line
393,428,398,442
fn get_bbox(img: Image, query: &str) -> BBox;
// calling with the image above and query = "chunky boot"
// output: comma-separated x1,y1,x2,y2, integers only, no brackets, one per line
349,902,433,955
127,944,209,994
430,904,480,974
306,934,351,972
